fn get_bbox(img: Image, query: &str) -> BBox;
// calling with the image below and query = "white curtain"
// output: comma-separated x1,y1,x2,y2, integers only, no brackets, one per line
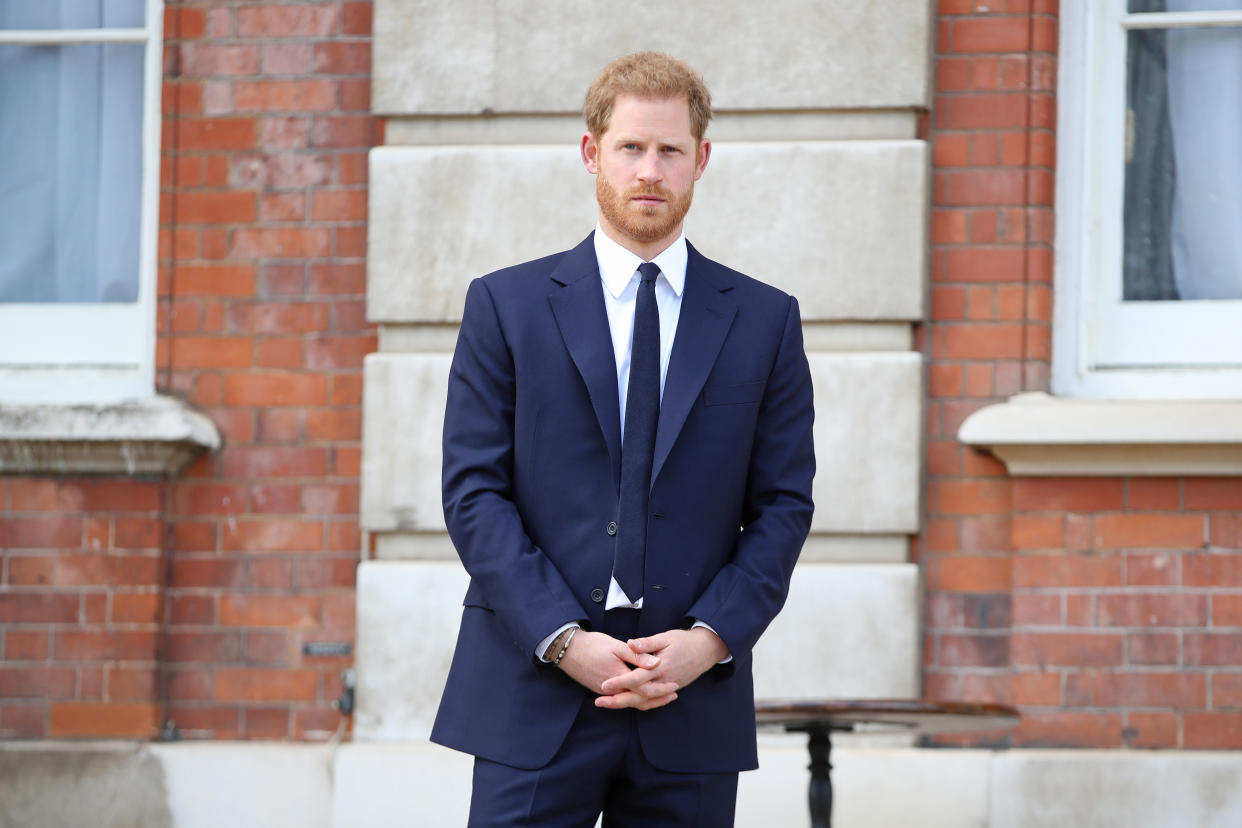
0,0,145,303
1164,0,1242,300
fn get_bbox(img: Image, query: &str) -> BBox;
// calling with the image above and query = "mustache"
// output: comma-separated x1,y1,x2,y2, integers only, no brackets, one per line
625,187,671,200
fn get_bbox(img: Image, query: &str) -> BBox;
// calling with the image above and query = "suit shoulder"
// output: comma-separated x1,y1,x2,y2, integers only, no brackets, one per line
692,248,795,309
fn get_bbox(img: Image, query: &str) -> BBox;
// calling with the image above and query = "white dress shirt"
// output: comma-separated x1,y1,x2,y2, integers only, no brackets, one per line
538,227,729,663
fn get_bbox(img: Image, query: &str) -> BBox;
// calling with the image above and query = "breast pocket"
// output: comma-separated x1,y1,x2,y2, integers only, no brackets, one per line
703,380,764,406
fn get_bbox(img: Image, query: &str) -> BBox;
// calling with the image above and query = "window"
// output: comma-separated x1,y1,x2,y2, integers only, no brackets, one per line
0,0,163,403
1055,0,1242,398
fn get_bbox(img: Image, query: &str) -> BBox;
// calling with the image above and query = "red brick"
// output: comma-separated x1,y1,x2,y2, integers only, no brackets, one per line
1014,711,1123,748
49,702,159,738
230,227,332,258
1013,478,1125,512
258,264,308,297
1125,552,1178,586
1186,633,1242,666
162,704,239,738
1212,674,1242,707
260,193,307,222
166,631,241,663
1096,672,1204,707
247,484,303,515
178,43,259,77
311,189,368,221
5,631,50,661
223,374,328,407
331,447,362,478
295,706,341,740
172,483,249,516
305,336,375,370
260,43,313,75
222,449,330,481
934,479,1010,515
337,146,369,181
234,80,337,112
169,594,216,626
178,191,257,225
938,170,1028,206
1124,712,1178,748
1013,553,1122,588
221,519,323,553
237,5,339,37
937,94,1030,130
0,593,80,624
1012,592,1060,626
170,558,242,589
256,337,305,370
313,42,371,76
217,594,319,629
55,631,158,661
959,515,1010,552
171,264,256,298
1212,514,1242,549
229,303,329,335
112,592,162,624
215,668,318,702
939,633,1010,667
934,323,1025,360
9,555,160,588
1185,478,1242,510
950,17,1032,54
0,517,81,549
1185,553,1242,586
165,6,207,39
244,631,291,666
243,706,292,739
342,2,372,35
935,556,1011,593
336,226,368,258
1093,514,1204,550
172,521,217,553
1012,515,1062,549
248,560,294,590
1012,632,1124,667
294,558,357,590
1214,595,1242,627
321,593,355,629
107,667,158,701
179,118,256,151
1185,712,1242,749
1065,594,1092,626
330,375,364,406
1098,593,1206,628
0,667,76,699
301,484,359,515
255,410,304,444
0,704,47,738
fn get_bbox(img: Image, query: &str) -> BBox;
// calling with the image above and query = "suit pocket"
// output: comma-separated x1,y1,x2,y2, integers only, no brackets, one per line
703,380,764,406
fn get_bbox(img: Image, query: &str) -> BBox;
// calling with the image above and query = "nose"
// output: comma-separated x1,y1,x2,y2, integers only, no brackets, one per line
636,148,663,183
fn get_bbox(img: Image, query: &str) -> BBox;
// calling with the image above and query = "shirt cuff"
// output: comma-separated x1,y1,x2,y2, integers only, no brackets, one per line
537,622,581,662
690,620,733,664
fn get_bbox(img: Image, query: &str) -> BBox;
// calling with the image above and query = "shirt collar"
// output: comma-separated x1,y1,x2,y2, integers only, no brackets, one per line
594,224,687,300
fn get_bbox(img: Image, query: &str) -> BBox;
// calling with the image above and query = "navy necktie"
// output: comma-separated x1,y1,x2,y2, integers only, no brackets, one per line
614,262,661,601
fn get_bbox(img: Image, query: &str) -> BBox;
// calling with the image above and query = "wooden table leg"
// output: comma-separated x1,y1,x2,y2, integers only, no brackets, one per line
807,726,834,828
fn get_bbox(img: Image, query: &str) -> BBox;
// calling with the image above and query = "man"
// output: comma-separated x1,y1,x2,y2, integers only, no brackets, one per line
432,51,815,826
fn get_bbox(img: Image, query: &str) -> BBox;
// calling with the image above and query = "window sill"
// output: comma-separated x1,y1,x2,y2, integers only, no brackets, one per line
0,396,220,477
958,392,1242,476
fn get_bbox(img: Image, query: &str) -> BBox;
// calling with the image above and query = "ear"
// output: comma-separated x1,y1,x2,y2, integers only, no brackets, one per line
581,132,600,174
693,139,711,181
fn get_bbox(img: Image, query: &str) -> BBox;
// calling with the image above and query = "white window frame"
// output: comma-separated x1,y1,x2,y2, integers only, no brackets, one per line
1054,1,1242,399
0,0,164,404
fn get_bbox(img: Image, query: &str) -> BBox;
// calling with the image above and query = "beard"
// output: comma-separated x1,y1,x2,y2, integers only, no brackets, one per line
596,173,694,246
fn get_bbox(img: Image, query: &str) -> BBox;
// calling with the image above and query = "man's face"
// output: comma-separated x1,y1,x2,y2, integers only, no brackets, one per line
581,94,711,258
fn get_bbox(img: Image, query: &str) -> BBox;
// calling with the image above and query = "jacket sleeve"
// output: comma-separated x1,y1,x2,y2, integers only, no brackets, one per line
441,277,588,660
685,295,816,661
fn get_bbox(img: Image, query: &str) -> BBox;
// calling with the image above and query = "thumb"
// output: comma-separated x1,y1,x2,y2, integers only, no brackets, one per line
627,635,666,655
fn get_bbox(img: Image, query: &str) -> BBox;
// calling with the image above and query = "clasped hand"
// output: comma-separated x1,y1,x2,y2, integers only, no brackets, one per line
556,627,729,711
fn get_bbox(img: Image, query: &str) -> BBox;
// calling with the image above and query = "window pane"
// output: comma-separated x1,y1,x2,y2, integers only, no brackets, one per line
1124,19,1242,300
1129,0,1242,11
0,0,146,30
0,42,145,303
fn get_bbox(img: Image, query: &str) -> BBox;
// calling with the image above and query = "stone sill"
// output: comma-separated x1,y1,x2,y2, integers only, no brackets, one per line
958,392,1242,476
0,396,220,477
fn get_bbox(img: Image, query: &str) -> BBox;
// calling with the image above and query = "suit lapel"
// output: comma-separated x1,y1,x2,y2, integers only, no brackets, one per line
547,233,622,486
651,244,737,489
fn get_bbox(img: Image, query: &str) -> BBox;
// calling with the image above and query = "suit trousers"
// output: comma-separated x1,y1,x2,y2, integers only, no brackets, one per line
466,609,739,828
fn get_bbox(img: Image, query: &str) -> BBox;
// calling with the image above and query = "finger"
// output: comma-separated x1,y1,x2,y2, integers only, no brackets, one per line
614,644,660,670
600,668,657,694
596,689,677,710
626,634,670,655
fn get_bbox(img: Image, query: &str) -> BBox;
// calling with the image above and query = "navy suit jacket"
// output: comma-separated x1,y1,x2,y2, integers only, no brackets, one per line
431,232,815,774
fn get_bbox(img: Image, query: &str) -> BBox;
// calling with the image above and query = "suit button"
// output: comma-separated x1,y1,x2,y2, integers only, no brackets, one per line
590,588,605,603
606,521,618,536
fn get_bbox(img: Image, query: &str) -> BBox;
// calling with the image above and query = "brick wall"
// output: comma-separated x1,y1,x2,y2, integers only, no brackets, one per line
0,0,376,740
923,0,1242,749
